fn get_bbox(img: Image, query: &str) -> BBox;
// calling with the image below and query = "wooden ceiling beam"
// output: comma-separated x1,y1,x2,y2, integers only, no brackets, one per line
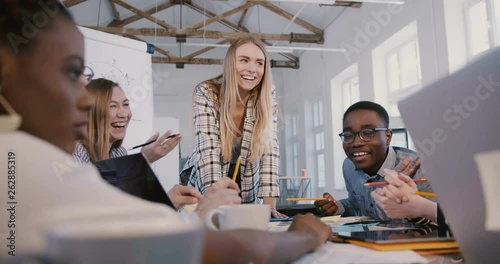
109,1,175,27
184,1,250,33
271,59,299,69
184,39,231,59
63,0,87,8
122,34,178,59
153,57,223,65
153,57,299,68
246,0,361,7
188,2,255,31
88,27,323,43
328,1,363,7
112,0,174,29
262,40,298,61
238,8,249,28
108,0,121,21
256,1,323,34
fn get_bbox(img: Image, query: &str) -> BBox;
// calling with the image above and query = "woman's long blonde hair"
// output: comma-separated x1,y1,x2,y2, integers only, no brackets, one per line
202,35,275,163
83,78,124,162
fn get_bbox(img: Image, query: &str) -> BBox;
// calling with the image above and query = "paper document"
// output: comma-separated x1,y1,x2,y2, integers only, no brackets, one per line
320,215,341,224
474,150,500,231
293,243,428,264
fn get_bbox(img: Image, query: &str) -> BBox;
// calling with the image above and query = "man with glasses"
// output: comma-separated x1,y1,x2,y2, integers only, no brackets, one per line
315,101,433,222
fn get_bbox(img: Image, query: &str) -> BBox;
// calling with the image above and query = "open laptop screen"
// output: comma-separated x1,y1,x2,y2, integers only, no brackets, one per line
399,48,500,263
93,153,175,209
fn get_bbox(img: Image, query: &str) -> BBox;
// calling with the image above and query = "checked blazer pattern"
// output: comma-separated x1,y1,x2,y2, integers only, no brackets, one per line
181,82,280,203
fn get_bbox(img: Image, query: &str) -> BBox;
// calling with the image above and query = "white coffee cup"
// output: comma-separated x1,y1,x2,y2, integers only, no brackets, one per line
9,217,203,264
204,204,270,231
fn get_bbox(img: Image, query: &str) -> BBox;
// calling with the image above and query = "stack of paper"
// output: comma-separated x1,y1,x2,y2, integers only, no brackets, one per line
293,243,428,264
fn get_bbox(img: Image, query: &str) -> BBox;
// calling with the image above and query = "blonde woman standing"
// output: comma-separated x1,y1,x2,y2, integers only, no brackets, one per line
181,36,285,218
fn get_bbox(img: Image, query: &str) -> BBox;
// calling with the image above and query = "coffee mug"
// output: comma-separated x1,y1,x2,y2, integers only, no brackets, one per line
8,217,203,264
204,204,270,231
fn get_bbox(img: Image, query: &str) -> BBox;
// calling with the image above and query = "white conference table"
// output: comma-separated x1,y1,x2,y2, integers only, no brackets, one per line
268,216,465,264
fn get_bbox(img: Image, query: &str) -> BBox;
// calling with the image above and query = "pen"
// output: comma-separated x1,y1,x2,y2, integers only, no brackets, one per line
415,191,436,198
129,134,179,150
363,178,428,187
232,157,240,182
286,197,326,201
343,220,382,226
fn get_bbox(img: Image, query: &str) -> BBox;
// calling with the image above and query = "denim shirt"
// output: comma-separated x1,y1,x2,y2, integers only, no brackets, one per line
336,146,434,221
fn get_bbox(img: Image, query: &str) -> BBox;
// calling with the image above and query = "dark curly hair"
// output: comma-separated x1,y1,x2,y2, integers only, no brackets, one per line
343,101,390,127
0,0,73,53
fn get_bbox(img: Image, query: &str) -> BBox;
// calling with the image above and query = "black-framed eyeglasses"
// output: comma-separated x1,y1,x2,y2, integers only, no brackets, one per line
339,128,389,144
82,66,94,83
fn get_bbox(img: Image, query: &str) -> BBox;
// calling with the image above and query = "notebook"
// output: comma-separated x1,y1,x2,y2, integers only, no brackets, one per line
337,229,454,244
93,153,175,209
398,48,500,263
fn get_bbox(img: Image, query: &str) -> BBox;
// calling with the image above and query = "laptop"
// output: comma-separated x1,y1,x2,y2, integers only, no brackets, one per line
93,153,175,209
398,48,500,262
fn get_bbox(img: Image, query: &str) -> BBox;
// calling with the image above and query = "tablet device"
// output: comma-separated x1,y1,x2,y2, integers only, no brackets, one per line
337,229,454,244
93,153,175,209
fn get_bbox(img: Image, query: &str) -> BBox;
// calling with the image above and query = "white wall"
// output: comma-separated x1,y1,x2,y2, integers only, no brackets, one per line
153,64,221,158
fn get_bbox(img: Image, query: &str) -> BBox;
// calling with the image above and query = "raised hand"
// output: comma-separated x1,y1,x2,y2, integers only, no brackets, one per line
396,156,422,178
142,131,182,163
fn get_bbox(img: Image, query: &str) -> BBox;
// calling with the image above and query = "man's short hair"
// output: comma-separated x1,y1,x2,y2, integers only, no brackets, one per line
343,101,390,127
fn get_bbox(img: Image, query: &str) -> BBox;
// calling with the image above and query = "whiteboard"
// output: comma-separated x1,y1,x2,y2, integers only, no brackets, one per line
153,117,180,192
79,27,154,153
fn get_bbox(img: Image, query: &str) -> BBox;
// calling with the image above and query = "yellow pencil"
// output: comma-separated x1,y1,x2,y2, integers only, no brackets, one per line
232,157,240,182
415,191,436,198
287,198,326,201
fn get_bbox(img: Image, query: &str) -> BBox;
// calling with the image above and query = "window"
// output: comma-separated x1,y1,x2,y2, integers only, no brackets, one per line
313,100,324,127
464,0,500,58
330,63,358,191
312,100,325,188
372,21,421,116
342,75,360,110
292,142,299,176
286,114,300,176
386,39,421,92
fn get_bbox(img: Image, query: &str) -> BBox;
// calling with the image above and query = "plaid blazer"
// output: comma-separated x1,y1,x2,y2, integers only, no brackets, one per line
181,82,280,203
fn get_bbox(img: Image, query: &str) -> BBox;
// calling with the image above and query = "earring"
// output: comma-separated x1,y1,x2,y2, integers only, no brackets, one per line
0,87,22,132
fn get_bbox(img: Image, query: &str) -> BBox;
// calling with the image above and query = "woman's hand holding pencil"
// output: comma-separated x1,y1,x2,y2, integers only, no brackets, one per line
134,131,181,164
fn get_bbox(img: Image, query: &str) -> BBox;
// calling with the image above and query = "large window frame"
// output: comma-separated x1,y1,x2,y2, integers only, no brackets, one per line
312,100,325,189
463,0,500,58
372,20,421,117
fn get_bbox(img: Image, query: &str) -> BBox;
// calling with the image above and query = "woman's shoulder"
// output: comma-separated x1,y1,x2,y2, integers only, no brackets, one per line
111,145,128,158
73,141,90,164
195,79,221,103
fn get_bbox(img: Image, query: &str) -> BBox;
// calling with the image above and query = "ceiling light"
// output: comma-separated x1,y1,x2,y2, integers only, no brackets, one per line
183,43,345,53
267,0,405,5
